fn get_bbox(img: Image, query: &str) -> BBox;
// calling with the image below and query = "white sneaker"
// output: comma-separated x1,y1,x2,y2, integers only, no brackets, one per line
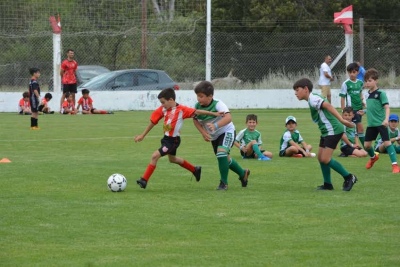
310,153,316,157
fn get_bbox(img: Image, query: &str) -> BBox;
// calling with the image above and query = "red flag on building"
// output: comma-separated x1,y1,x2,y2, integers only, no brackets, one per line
49,15,61,34
334,5,353,24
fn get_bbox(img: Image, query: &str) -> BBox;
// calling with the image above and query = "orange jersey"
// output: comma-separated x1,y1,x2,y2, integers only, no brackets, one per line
150,104,196,137
19,98,30,109
62,100,75,111
77,96,93,111
61,59,78,84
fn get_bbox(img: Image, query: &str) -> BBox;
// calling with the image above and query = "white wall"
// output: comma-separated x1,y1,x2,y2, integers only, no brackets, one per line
2,88,400,112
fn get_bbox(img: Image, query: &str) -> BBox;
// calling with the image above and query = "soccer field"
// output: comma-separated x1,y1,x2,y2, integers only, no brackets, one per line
1,109,399,267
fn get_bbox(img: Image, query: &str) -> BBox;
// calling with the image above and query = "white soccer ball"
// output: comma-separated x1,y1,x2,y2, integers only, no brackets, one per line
107,173,127,192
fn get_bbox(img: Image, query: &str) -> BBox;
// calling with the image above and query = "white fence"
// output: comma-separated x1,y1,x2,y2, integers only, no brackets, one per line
2,89,400,112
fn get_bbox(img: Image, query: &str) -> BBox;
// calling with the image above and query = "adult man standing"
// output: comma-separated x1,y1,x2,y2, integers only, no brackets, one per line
60,49,78,113
318,55,334,103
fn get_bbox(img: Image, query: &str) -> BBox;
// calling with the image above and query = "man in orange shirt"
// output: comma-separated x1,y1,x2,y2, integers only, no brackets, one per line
60,49,78,113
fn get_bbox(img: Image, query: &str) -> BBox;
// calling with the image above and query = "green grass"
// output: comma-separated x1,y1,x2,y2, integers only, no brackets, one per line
1,109,400,267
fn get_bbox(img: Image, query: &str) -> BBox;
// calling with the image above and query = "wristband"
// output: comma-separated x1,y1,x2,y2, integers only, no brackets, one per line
305,149,309,153
363,109,367,113
351,144,354,147
214,122,219,130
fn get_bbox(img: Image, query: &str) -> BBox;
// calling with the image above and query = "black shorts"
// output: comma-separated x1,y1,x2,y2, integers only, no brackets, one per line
319,133,343,149
340,145,356,156
158,136,181,156
38,105,44,112
63,83,77,94
211,132,236,155
365,125,389,142
352,111,362,124
240,148,265,159
29,97,40,112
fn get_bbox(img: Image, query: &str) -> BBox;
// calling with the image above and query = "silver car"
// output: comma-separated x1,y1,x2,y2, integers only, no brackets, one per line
78,69,179,91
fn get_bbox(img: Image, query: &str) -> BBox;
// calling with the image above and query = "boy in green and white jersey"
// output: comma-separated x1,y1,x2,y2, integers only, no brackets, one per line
234,114,272,161
279,115,314,158
293,78,357,191
193,81,250,190
374,114,400,154
340,107,368,157
363,68,400,173
339,62,366,147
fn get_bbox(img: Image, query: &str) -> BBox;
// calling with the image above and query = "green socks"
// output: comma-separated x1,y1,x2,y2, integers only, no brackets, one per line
216,152,229,184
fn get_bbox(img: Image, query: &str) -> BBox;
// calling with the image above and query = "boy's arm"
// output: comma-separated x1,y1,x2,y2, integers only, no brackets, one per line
289,140,307,154
341,133,353,147
321,101,353,128
207,113,232,132
340,97,345,110
194,109,223,117
134,122,155,142
383,104,390,126
193,119,211,142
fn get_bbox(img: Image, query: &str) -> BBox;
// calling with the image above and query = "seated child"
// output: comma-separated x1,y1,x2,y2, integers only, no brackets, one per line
76,89,113,114
279,116,315,157
38,93,54,114
234,114,272,161
18,91,32,115
62,92,77,115
339,107,368,157
375,114,400,154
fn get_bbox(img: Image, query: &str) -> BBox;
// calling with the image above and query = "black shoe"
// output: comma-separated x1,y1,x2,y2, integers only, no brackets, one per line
343,174,357,191
316,183,334,190
239,169,250,187
216,181,228,190
136,178,147,189
193,166,201,182
107,111,114,114
49,111,55,114
339,153,347,157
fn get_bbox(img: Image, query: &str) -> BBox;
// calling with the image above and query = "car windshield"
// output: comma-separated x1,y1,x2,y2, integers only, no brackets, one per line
80,72,114,89
79,68,109,80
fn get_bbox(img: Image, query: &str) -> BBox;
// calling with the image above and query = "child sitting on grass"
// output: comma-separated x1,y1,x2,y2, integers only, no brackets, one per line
61,92,77,115
38,93,55,114
234,114,272,161
374,114,400,154
18,92,31,115
339,107,368,157
279,116,315,158
76,89,113,114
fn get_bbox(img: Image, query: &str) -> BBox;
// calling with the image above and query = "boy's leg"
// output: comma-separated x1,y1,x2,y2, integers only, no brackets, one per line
217,149,230,184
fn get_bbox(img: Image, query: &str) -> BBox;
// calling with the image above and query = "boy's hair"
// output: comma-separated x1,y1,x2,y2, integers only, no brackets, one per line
364,68,379,81
342,106,354,114
22,91,29,98
246,114,258,123
45,93,52,100
194,81,214,96
158,88,176,100
346,63,359,72
81,89,90,95
293,78,313,92
29,67,40,75
66,49,74,53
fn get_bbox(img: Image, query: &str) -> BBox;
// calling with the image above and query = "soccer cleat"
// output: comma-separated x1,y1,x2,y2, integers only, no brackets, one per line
30,126,40,130
339,153,347,157
258,156,271,161
216,181,228,190
316,183,334,190
107,111,114,114
365,154,379,169
192,166,202,182
239,169,250,187
342,174,358,191
392,164,400,173
136,178,147,189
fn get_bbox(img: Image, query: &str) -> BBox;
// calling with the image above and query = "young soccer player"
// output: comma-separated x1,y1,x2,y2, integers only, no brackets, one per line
134,88,222,189
38,93,55,114
293,78,357,191
339,62,366,147
62,92,77,115
28,68,41,129
18,92,31,115
234,114,272,161
363,68,400,173
374,114,400,154
340,107,368,157
193,81,250,190
76,89,113,114
279,115,314,158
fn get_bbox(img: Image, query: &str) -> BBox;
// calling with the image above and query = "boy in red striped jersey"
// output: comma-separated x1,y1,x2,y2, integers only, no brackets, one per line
134,88,222,189
76,89,113,114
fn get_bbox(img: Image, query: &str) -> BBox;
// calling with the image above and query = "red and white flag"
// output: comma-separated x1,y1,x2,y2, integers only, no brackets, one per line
334,5,353,24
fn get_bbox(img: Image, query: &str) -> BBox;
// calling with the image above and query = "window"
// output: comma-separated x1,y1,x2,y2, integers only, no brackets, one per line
136,72,159,86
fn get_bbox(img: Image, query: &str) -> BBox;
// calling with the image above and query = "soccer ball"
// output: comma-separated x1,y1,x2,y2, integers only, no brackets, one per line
107,173,127,192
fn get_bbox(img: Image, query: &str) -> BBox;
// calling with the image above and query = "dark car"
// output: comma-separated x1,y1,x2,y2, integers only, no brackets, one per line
49,65,110,91
78,69,179,91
